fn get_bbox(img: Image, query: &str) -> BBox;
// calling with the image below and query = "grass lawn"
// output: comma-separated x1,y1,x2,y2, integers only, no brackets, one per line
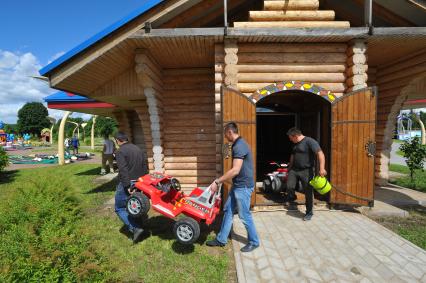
371,206,426,250
0,165,233,282
389,164,426,192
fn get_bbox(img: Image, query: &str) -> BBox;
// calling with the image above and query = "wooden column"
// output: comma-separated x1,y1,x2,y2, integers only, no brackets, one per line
215,43,225,177
135,50,164,173
224,39,238,89
345,40,368,92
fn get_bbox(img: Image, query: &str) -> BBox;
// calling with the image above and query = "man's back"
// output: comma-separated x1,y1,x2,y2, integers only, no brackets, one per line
116,143,148,186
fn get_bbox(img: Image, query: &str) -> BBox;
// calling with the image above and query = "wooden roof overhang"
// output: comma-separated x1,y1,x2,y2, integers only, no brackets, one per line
48,26,426,97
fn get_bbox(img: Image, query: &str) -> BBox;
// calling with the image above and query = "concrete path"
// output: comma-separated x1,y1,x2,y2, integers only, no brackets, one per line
232,211,426,283
391,142,407,167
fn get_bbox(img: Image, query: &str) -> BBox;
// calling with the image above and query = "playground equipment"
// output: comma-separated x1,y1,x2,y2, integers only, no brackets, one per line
397,115,413,140
0,121,6,145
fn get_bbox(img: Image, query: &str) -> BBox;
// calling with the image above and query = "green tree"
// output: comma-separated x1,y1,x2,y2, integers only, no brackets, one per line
96,116,117,137
17,102,51,136
400,136,426,182
3,124,18,134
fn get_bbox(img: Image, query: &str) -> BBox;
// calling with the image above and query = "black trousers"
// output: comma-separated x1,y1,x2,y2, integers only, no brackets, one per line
286,168,314,215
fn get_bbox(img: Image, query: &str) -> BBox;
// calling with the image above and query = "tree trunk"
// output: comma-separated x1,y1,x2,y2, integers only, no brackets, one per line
91,115,97,150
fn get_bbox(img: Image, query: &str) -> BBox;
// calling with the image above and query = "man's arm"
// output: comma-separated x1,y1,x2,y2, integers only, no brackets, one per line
317,150,327,177
210,159,243,192
288,154,294,170
218,159,243,183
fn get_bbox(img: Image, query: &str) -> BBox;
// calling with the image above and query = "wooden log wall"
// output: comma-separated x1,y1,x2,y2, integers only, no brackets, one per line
234,43,348,99
374,50,426,185
234,0,350,28
162,68,217,192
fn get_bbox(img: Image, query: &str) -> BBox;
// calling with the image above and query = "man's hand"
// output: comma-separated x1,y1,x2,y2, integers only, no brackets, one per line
209,181,218,193
319,168,327,177
125,185,134,195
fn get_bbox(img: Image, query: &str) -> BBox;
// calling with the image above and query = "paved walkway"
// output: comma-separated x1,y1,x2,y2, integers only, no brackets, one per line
232,211,426,283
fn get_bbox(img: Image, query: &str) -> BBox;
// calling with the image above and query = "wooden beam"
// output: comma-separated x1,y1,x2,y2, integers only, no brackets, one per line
233,21,350,28
249,11,336,21
130,28,225,38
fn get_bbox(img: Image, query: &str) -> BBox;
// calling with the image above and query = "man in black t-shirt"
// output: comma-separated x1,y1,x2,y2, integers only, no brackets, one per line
286,127,327,221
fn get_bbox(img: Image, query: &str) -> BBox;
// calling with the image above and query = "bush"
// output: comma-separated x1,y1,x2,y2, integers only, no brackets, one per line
0,146,8,172
400,136,426,182
0,172,107,281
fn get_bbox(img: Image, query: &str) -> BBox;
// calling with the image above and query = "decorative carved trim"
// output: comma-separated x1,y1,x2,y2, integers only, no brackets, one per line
250,81,336,103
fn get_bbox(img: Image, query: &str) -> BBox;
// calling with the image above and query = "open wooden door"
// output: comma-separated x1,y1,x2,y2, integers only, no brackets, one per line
222,86,257,207
330,87,377,207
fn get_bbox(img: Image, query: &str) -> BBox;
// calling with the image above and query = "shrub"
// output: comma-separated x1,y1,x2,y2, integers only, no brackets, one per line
400,136,426,182
0,146,8,172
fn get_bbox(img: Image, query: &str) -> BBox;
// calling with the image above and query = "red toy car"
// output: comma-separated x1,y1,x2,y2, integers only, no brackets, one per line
262,161,289,193
126,173,222,244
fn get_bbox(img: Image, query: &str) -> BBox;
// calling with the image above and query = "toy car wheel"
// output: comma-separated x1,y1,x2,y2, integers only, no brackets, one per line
271,176,282,193
173,217,200,245
262,178,272,193
127,192,150,218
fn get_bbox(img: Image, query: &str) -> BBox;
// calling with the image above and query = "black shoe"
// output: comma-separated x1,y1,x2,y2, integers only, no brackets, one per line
132,228,144,243
241,243,259,253
303,213,313,221
206,239,225,247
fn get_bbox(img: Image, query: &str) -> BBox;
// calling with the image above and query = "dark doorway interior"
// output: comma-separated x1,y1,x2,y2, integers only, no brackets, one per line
255,90,331,206
257,113,295,180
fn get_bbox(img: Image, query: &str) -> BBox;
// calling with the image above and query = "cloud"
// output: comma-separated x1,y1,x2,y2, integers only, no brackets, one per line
0,50,68,124
47,51,66,64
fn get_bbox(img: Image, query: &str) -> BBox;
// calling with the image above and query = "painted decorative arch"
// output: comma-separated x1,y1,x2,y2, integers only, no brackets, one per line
249,81,337,104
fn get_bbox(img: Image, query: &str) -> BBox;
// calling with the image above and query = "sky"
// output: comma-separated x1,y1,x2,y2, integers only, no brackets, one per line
0,0,154,124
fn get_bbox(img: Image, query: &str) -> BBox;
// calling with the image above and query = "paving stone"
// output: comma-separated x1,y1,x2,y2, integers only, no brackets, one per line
375,264,397,280
302,268,323,281
404,262,424,279
260,267,274,281
256,257,269,270
390,252,409,267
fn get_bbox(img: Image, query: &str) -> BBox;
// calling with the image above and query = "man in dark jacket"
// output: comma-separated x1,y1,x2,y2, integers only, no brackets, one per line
114,132,149,243
286,127,327,221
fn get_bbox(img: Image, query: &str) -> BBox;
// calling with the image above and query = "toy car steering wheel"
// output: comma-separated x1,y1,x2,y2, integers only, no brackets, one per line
170,178,181,191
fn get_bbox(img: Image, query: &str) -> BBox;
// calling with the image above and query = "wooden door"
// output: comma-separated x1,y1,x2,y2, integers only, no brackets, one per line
222,87,256,206
330,87,377,206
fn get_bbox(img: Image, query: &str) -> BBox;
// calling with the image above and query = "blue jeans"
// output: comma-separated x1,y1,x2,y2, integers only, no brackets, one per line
115,182,141,232
217,186,260,246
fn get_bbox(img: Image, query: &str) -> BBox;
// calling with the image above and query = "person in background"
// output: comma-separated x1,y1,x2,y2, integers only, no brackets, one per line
114,132,149,243
286,127,327,221
71,135,80,155
64,137,71,155
206,122,260,253
101,134,116,175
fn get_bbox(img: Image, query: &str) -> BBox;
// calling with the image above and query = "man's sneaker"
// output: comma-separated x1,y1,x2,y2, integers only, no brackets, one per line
206,239,225,247
241,243,259,253
133,228,144,243
303,213,313,221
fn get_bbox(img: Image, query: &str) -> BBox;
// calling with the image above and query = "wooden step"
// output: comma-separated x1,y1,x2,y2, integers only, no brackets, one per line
250,10,335,21
263,0,320,11
234,21,350,28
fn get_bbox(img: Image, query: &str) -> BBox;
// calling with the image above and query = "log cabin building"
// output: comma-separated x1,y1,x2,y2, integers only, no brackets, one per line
42,0,426,207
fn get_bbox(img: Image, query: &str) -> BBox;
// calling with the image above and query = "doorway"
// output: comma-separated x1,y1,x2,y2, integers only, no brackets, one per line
255,90,331,206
